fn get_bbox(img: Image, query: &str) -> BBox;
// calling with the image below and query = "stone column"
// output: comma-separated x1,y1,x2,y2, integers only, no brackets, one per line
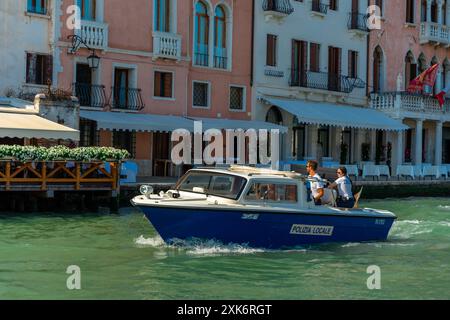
394,130,404,175
415,119,424,165
436,68,443,93
435,121,443,165
426,0,433,22
370,130,377,162
308,125,318,160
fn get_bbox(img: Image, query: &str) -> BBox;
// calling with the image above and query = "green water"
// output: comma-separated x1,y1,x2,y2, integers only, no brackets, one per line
0,198,449,300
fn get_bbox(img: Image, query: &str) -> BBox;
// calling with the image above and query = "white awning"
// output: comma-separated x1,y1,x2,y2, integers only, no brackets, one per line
262,97,409,131
80,111,194,132
80,111,288,133
0,112,79,140
192,117,288,133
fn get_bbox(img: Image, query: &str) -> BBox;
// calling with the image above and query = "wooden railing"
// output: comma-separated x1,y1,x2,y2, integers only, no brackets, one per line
0,161,120,192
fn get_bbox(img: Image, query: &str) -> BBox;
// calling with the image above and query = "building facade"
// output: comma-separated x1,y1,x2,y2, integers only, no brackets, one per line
369,0,450,169
55,0,254,176
252,0,407,168
0,0,59,99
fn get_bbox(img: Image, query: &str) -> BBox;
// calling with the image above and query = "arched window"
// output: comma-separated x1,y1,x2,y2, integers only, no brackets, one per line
214,6,227,69
77,0,97,21
373,46,384,93
421,0,427,22
406,0,415,23
155,0,170,32
431,0,438,22
194,1,210,66
418,53,427,73
266,106,283,125
405,51,417,89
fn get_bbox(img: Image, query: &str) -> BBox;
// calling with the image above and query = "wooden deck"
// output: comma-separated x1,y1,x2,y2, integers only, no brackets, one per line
0,160,120,192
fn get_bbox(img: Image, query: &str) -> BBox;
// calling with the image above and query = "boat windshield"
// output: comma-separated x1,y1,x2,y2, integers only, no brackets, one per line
176,171,247,200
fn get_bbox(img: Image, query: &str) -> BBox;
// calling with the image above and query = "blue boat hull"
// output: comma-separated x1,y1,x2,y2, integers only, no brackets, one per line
138,206,396,249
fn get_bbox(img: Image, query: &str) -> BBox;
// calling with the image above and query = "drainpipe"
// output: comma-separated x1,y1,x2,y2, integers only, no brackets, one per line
366,0,370,97
250,0,255,87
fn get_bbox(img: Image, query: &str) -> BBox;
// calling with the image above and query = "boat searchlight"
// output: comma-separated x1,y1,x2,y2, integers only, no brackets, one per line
140,185,154,198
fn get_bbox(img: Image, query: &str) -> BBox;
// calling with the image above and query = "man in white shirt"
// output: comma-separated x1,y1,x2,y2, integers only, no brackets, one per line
306,160,331,206
328,167,355,208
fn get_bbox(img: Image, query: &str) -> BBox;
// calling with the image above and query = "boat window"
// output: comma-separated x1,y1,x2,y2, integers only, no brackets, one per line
245,183,298,203
176,171,247,200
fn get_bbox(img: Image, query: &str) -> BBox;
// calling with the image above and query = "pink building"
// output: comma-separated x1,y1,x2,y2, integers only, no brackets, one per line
368,0,450,172
56,0,254,177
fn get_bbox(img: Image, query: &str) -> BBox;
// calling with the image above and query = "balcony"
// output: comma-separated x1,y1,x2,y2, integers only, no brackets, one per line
348,13,369,34
311,0,328,17
370,91,450,118
73,83,107,109
75,20,109,50
152,31,182,61
289,70,354,94
420,22,450,46
112,87,145,111
262,0,294,22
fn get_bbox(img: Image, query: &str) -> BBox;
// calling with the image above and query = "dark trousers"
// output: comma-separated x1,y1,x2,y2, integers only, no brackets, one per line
337,198,355,209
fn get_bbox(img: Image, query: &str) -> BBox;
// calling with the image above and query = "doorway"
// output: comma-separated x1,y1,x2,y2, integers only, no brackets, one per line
75,64,92,107
153,132,172,177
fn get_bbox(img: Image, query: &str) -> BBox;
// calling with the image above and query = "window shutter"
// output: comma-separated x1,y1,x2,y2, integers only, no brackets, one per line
154,72,161,96
26,53,37,84
163,73,172,97
44,55,53,85
92,0,97,20
165,0,170,32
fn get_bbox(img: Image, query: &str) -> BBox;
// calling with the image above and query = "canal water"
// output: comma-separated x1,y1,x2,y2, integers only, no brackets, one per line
0,197,449,300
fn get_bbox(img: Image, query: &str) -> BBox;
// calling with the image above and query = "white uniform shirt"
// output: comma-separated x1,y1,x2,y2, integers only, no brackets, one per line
335,176,353,199
309,174,331,203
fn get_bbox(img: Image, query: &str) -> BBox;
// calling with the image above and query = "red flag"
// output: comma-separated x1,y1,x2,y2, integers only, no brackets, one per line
435,84,450,107
407,64,439,94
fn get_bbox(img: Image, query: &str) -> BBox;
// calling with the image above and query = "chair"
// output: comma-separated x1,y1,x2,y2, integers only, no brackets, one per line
438,165,449,179
397,165,415,180
353,187,364,209
377,165,391,179
423,166,439,179
345,165,359,178
413,165,423,180
358,161,375,170
362,165,380,180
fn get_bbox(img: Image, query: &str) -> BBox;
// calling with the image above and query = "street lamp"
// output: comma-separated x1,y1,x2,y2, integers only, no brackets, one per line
67,34,100,70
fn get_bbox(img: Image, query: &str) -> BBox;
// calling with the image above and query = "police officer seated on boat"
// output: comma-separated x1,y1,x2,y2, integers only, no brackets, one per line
328,167,355,209
306,160,331,206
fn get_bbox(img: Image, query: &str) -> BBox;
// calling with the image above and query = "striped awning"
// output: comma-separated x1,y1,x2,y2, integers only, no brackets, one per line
261,97,409,131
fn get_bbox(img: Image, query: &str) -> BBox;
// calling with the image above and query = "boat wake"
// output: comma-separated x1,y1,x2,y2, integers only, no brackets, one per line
389,219,449,240
134,235,266,255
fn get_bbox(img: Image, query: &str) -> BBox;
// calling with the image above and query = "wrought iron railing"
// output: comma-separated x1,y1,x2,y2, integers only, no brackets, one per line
347,12,369,32
73,83,107,108
289,70,354,93
262,0,294,15
311,0,328,14
112,87,145,111
194,53,209,67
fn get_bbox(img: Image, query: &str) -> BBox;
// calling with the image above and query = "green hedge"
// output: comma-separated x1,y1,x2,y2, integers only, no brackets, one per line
0,145,130,162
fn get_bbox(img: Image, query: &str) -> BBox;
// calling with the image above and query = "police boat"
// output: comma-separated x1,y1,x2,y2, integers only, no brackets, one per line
131,166,397,249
